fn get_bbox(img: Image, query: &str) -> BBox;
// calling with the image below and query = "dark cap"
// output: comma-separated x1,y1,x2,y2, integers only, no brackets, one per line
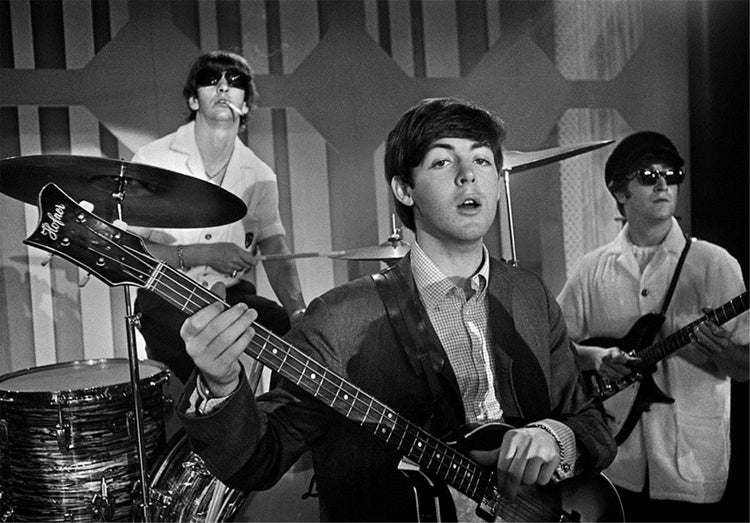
605,131,684,192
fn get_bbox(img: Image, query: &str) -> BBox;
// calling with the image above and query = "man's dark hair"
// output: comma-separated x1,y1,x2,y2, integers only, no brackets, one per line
183,50,257,127
384,97,506,231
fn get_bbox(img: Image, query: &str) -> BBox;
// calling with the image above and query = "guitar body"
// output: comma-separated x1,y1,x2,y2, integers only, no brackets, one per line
22,184,632,523
580,313,674,443
580,290,750,444
446,423,624,522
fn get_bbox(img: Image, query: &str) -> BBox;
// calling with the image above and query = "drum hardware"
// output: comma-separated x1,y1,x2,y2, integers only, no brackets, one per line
0,155,247,228
90,478,115,522
256,215,411,264
0,359,170,522
0,154,248,522
55,405,71,452
334,216,410,263
499,139,614,265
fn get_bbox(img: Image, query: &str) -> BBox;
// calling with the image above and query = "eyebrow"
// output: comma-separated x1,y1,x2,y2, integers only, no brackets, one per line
430,141,489,152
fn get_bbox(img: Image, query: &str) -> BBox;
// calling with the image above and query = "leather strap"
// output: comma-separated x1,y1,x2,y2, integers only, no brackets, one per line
373,267,449,429
659,235,693,316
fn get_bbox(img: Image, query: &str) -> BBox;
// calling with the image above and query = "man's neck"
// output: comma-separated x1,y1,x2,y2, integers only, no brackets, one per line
194,117,238,162
626,217,673,247
415,236,485,283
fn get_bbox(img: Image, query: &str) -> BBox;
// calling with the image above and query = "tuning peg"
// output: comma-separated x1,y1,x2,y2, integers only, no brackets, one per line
113,219,128,231
40,252,53,267
79,200,95,213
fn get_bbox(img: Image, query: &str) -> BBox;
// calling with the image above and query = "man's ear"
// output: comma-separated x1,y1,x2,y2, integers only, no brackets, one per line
390,176,414,206
614,190,628,205
188,96,199,111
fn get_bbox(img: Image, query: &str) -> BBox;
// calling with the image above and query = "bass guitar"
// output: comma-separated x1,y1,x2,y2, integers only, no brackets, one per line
25,183,623,522
581,292,748,444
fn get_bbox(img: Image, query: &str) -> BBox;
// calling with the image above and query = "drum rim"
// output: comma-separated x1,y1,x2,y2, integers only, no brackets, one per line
0,357,170,401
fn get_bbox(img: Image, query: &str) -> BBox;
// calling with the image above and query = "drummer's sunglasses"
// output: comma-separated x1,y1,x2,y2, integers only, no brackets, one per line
195,67,250,89
630,168,684,186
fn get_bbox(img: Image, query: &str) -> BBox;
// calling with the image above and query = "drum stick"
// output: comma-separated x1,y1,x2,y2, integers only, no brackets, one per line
252,250,347,262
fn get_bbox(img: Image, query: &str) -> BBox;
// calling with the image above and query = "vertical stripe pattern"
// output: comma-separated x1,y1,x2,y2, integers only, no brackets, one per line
0,0,692,384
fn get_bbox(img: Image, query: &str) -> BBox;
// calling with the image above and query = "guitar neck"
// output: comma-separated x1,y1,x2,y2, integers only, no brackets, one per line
146,263,495,507
637,292,749,369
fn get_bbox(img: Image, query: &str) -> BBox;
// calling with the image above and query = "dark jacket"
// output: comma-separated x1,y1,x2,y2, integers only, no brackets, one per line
178,255,616,521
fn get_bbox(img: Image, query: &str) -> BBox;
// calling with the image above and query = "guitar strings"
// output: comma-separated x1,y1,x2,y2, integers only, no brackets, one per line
103,235,564,521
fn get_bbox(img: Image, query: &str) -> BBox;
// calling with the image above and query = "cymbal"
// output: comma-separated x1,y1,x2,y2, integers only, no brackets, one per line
334,238,411,261
503,139,614,174
0,154,247,228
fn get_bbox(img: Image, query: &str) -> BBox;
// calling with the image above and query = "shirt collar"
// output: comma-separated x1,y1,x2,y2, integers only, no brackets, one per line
410,241,490,311
612,217,686,256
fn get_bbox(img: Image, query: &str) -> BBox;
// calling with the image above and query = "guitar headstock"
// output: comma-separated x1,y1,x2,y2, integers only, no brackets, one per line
23,183,157,289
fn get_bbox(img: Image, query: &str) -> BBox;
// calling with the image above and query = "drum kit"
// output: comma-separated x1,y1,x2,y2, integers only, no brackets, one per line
0,138,611,522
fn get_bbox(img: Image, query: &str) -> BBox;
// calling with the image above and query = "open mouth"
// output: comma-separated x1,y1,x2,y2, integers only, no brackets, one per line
458,198,481,209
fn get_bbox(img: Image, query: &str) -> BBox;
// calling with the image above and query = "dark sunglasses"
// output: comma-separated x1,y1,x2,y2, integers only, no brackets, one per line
629,168,685,186
195,68,249,89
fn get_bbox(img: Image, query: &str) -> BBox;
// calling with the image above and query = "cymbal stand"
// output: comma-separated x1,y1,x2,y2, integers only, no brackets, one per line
111,164,151,522
501,168,519,266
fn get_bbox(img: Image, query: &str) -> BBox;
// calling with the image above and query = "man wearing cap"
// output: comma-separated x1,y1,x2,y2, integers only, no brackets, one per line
557,131,748,521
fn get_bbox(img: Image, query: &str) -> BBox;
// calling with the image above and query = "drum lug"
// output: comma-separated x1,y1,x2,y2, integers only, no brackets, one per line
55,406,71,453
90,477,115,522
0,489,12,522
126,411,135,439
163,395,174,419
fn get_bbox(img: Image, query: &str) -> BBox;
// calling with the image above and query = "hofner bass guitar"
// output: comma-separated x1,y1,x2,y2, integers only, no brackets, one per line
581,292,748,444
25,183,623,522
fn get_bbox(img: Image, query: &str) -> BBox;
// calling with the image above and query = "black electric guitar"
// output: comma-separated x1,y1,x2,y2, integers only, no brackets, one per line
25,183,623,522
581,292,748,444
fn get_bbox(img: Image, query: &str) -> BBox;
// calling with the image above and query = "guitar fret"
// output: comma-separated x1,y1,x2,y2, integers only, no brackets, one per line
313,368,326,396
361,398,373,426
381,411,396,442
346,390,359,418
330,381,344,408
396,422,407,452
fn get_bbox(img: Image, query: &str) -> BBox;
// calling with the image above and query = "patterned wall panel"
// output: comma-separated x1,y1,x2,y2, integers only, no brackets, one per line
0,0,690,377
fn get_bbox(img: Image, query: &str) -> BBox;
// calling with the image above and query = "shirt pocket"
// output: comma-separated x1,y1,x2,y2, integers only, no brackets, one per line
674,411,729,483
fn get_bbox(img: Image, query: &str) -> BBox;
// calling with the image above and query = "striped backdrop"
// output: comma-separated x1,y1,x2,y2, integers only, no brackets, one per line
0,0,690,378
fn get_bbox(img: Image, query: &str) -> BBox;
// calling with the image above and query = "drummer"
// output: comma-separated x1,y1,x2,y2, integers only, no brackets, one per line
129,50,306,384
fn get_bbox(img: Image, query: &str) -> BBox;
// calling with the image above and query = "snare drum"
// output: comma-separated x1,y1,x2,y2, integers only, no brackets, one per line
149,431,318,522
148,431,248,522
0,358,170,522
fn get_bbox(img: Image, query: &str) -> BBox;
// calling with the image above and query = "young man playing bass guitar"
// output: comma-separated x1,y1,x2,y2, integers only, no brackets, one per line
174,98,618,521
557,131,749,522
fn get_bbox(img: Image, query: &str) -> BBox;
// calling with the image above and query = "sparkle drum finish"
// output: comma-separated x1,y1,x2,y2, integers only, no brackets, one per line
0,359,170,522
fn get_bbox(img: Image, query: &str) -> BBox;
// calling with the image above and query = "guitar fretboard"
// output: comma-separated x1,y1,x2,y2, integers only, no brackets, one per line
637,292,749,369
147,263,497,505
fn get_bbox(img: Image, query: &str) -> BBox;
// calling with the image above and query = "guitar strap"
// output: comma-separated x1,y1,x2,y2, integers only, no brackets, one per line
616,234,693,445
659,234,693,316
373,265,454,432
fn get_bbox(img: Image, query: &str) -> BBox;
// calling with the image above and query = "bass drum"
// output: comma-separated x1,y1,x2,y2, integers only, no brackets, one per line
149,431,318,522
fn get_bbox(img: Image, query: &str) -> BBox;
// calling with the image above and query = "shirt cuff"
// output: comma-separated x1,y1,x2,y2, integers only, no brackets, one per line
186,374,240,416
526,419,578,481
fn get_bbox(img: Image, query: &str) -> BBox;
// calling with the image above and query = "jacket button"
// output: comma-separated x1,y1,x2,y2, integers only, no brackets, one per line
205,233,212,240
641,288,649,297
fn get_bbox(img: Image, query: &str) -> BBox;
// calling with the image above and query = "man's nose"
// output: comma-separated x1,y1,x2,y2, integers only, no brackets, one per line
654,173,669,189
216,72,230,92
456,163,476,185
